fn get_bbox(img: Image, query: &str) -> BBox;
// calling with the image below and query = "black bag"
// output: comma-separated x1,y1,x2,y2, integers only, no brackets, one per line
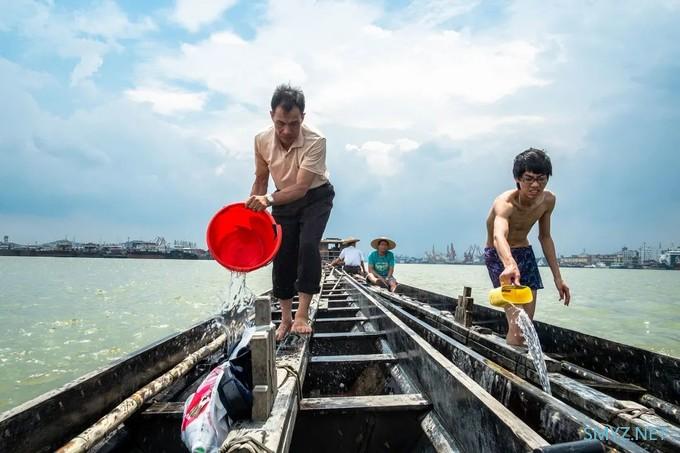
217,345,253,421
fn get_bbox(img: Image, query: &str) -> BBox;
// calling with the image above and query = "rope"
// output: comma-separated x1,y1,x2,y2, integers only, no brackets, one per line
220,434,274,453
277,364,303,409
218,365,302,452
609,406,655,422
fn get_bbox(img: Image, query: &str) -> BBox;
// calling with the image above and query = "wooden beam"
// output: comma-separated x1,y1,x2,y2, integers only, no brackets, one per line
312,331,386,339
310,353,398,365
374,298,646,452
344,278,551,453
300,393,431,413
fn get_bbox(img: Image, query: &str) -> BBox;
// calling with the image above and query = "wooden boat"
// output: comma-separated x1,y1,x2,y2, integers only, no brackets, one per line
2,252,679,452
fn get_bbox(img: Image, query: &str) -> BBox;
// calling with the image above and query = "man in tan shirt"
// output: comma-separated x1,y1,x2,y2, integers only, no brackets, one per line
246,84,334,340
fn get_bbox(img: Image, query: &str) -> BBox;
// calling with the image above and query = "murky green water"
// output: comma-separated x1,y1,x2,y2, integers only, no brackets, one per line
0,258,678,413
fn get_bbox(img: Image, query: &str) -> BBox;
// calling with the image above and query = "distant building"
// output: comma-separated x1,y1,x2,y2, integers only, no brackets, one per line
622,247,639,266
559,254,592,267
659,250,680,268
320,238,343,261
127,240,159,252
639,243,662,264
174,240,197,249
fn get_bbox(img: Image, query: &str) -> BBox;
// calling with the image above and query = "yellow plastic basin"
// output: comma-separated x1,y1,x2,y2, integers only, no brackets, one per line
489,285,534,307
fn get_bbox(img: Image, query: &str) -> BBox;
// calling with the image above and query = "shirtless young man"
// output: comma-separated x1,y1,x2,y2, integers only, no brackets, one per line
485,148,571,345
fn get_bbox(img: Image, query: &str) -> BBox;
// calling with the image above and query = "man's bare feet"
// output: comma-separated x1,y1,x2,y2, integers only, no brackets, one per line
291,317,312,335
506,333,526,347
276,319,292,341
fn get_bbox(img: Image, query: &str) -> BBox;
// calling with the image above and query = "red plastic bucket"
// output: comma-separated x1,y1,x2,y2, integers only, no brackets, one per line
206,203,282,272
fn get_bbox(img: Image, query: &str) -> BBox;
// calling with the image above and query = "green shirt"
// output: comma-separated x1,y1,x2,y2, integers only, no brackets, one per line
368,251,394,278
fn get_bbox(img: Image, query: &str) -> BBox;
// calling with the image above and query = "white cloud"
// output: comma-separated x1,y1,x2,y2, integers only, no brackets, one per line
171,0,239,32
4,1,155,86
125,86,209,115
133,0,549,163
346,139,420,176
395,0,481,28
74,1,156,40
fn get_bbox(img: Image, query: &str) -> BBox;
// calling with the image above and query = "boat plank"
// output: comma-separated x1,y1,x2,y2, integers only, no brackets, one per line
220,291,322,453
550,373,680,452
310,353,397,365
379,296,647,452
300,393,431,413
346,278,550,453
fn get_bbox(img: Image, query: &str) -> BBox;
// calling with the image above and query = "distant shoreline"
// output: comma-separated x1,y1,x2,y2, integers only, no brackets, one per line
0,250,212,260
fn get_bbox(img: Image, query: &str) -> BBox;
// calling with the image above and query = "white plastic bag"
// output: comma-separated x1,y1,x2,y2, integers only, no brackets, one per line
180,364,229,453
180,327,255,453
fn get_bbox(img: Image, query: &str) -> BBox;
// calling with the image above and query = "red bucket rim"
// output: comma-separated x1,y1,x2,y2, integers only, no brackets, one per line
206,203,282,272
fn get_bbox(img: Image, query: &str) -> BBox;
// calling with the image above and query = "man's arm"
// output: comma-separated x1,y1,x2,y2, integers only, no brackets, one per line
246,168,315,211
330,249,346,267
538,196,571,305
367,264,376,277
250,140,269,196
492,199,521,285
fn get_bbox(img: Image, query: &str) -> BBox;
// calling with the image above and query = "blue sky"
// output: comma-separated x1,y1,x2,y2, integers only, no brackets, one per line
1,0,679,256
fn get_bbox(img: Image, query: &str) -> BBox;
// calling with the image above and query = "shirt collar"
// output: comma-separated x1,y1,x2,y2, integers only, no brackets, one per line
273,127,304,154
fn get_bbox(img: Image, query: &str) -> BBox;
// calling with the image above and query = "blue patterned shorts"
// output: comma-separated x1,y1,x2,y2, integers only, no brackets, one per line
484,246,544,290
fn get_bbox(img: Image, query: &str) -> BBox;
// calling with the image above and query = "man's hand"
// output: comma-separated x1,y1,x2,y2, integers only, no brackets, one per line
245,195,269,212
499,264,521,286
555,278,571,306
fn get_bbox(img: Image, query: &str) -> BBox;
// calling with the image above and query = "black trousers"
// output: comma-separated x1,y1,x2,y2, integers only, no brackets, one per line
343,265,362,275
271,183,334,300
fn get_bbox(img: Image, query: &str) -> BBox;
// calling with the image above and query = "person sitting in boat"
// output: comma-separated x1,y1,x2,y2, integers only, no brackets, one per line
330,237,366,276
366,237,398,292
245,84,334,341
484,148,571,346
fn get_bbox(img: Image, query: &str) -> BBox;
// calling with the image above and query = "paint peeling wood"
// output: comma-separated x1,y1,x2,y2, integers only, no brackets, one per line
300,393,431,413
376,296,646,453
310,353,398,365
398,283,680,406
550,373,680,452
345,278,550,453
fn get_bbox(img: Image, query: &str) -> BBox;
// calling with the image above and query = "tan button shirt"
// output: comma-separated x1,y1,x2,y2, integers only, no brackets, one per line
254,123,329,190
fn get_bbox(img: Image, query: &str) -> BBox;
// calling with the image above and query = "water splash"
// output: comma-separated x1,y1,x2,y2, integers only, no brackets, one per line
512,307,552,395
214,272,256,352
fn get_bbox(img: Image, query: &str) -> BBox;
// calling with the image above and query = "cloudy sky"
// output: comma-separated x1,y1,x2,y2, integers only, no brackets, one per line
1,0,679,256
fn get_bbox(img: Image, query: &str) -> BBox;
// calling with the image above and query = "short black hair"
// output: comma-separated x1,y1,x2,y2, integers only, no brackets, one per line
270,84,305,113
513,148,552,179
378,240,389,246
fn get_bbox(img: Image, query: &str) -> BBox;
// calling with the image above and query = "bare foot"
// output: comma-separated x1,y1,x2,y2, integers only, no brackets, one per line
276,319,292,341
506,336,526,347
291,318,312,335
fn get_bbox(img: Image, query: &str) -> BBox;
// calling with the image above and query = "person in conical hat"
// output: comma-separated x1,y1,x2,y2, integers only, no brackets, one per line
366,237,398,292
329,237,366,276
